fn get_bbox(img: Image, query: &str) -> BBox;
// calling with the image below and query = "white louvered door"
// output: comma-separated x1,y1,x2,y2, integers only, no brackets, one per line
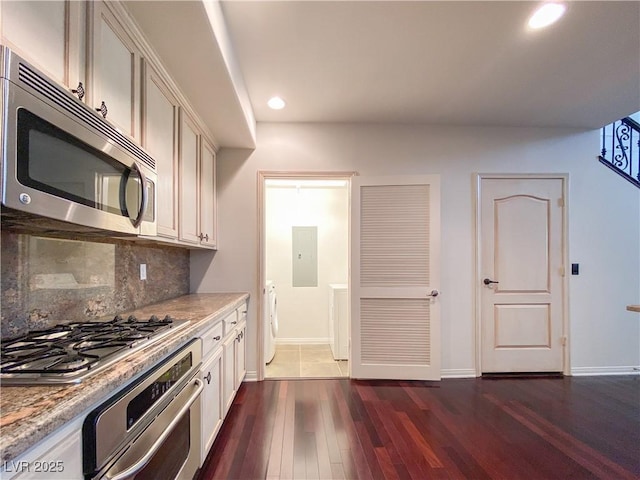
351,176,441,380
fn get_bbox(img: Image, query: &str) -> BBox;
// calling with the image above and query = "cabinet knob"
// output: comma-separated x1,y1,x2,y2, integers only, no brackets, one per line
204,234,209,241
213,335,221,341
231,321,237,325
205,371,212,384
71,82,85,101
96,101,108,118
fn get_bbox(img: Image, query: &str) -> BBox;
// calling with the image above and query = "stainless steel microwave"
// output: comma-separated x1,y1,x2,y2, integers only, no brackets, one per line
0,46,157,237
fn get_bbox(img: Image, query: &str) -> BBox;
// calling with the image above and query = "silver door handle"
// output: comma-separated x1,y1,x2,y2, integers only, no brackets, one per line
429,290,439,297
130,162,148,228
109,377,203,480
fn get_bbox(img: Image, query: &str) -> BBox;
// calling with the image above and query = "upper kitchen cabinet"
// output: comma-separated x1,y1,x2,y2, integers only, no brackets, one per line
87,1,141,139
200,139,218,249
179,110,218,249
179,110,201,245
1,0,86,95
143,61,179,239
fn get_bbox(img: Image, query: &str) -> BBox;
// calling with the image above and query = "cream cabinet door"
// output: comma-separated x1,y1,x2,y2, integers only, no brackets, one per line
4,416,83,479
235,322,246,388
222,331,237,415
200,347,223,465
89,1,140,139
199,139,217,248
1,0,85,92
179,111,200,244
143,63,179,238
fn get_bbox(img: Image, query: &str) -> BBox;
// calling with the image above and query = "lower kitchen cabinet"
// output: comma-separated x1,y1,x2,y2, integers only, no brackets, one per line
222,329,237,415
198,301,249,464
3,415,83,479
221,305,248,417
235,321,246,388
199,346,223,465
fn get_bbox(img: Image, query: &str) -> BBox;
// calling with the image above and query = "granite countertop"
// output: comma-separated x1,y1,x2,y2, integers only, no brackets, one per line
0,292,249,463
627,305,640,313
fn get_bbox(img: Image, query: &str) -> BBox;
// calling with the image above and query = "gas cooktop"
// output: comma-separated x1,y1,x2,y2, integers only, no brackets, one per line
0,315,190,385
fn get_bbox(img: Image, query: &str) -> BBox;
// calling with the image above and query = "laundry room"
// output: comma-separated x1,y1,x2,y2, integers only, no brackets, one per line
263,178,349,378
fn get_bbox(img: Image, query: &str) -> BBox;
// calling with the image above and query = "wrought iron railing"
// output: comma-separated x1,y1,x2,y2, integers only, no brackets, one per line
599,117,640,188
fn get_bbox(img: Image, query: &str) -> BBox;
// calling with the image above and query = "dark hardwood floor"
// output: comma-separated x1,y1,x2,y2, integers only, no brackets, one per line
197,376,640,480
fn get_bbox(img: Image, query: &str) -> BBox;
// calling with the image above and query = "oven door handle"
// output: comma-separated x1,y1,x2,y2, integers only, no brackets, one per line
109,377,203,480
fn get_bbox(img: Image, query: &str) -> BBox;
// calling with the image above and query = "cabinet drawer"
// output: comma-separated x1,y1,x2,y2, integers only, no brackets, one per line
200,322,223,358
222,311,238,335
237,305,247,323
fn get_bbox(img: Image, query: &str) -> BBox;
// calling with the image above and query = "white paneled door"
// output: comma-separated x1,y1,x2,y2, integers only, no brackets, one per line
479,176,566,373
351,176,441,380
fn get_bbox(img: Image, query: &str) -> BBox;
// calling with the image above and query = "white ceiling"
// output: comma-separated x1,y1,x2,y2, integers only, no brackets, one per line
127,1,640,147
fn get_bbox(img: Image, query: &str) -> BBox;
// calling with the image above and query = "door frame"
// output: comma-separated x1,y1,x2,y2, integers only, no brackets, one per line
257,171,357,381
474,173,571,376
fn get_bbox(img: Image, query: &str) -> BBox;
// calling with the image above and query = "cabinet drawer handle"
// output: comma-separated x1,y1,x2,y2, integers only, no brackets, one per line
231,321,237,325
96,101,108,118
213,335,221,341
71,82,85,101
205,371,212,384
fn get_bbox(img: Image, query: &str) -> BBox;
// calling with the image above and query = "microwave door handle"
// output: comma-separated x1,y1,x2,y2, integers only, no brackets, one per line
109,377,204,480
130,162,148,228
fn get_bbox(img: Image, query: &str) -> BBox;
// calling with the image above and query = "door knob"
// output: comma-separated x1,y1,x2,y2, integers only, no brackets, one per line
483,278,499,285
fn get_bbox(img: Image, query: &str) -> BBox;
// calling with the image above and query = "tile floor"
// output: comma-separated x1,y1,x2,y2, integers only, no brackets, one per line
265,344,349,378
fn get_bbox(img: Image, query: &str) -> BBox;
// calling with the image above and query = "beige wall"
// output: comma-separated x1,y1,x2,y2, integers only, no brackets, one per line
191,122,640,378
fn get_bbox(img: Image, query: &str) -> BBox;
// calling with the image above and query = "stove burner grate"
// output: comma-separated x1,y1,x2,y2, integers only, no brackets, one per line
0,315,178,378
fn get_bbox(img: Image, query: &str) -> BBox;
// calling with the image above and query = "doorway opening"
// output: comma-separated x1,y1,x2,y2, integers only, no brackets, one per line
258,172,355,380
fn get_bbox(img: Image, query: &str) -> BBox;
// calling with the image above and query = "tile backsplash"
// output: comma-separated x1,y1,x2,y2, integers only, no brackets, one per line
1,231,189,339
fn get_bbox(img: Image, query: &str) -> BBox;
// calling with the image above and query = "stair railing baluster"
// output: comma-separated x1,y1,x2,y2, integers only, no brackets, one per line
599,116,640,189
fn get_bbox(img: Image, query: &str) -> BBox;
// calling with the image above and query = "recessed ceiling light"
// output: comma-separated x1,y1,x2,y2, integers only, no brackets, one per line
528,3,566,29
267,96,286,110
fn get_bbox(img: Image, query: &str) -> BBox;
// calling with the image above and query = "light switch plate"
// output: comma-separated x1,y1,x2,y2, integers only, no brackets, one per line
140,264,147,280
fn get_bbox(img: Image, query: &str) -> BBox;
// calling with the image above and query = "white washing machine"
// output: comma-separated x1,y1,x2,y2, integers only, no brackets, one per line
264,281,278,364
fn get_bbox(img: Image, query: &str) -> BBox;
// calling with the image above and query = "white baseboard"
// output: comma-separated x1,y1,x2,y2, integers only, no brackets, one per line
276,337,331,345
570,366,640,376
441,368,477,379
244,371,258,382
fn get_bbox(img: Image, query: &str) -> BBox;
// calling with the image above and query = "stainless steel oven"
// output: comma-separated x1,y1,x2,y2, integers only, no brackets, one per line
1,45,157,237
83,339,202,480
